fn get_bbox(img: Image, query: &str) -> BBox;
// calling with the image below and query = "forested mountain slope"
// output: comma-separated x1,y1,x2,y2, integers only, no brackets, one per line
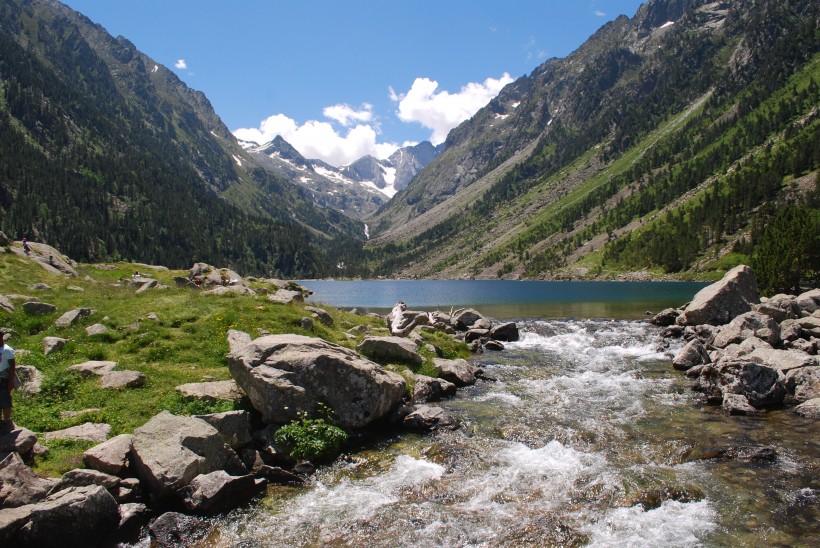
0,0,364,277
368,0,819,292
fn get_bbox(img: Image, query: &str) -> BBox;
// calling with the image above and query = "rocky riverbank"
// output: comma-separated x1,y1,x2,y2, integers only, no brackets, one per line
653,265,820,417
1,246,518,546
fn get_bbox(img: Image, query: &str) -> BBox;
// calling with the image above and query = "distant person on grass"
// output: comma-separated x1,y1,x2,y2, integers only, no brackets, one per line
0,329,16,430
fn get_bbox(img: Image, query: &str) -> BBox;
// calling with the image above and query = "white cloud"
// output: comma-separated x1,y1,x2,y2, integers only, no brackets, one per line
233,113,400,167
174,59,187,69
595,10,606,17
322,103,373,126
391,73,514,145
233,73,514,166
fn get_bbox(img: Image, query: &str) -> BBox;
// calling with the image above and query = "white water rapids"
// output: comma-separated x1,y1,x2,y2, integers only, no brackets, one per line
162,320,820,547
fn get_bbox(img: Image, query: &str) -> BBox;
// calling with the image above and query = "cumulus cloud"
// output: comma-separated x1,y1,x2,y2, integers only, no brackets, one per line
174,59,187,70
323,103,373,126
391,73,514,144
595,10,606,17
233,113,400,167
233,74,513,166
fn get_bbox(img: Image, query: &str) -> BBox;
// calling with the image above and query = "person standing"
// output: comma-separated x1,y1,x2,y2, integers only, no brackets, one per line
0,329,16,429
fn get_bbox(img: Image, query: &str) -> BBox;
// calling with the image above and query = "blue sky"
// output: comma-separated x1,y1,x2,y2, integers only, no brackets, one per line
62,0,645,166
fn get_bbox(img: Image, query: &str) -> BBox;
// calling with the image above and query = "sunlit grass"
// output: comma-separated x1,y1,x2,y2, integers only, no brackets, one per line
0,252,463,474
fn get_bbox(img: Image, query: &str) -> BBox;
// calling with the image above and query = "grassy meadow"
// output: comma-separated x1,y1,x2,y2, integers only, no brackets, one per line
0,248,466,475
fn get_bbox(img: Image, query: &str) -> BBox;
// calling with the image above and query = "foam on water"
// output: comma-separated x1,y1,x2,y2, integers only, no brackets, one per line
583,499,717,547
454,440,608,511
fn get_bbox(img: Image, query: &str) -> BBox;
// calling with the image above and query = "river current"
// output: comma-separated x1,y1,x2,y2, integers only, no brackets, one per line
201,318,818,547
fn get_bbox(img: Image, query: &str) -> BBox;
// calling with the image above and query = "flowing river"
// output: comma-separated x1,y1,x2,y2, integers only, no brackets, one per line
200,314,818,547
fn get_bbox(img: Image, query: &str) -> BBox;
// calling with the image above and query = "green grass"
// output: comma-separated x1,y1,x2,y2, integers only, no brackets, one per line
0,253,466,475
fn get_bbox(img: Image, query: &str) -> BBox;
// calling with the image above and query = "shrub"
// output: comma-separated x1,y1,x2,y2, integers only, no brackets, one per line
274,411,348,463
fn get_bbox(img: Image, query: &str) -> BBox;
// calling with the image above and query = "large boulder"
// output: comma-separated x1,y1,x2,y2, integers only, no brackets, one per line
15,485,119,548
41,337,67,356
747,347,816,374
130,411,242,501
357,336,423,366
721,361,786,408
41,423,111,444
794,398,820,418
411,374,457,403
785,366,820,403
677,265,760,326
226,333,406,429
796,289,820,315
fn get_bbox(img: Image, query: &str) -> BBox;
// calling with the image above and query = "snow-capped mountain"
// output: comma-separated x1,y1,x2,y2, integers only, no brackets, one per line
240,136,442,219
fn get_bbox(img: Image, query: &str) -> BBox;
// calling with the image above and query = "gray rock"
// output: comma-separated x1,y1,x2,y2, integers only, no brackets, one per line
194,410,252,450
178,470,261,515
0,453,58,508
149,511,211,548
203,285,255,296
793,317,820,338
465,328,490,343
490,322,520,342
0,425,38,455
651,307,681,326
83,434,133,477
135,280,158,294
722,393,760,415
85,323,108,336
484,340,505,351
175,380,244,402
0,295,14,313
712,311,780,348
785,366,820,403
677,265,759,326
22,301,56,316
748,347,816,374
226,329,253,354
357,336,423,366
54,307,92,328
48,468,121,497
268,289,303,304
17,485,119,548
794,398,820,418
412,374,457,403
0,504,35,544
796,289,820,315
452,308,486,331
433,358,478,387
41,422,111,443
673,339,711,370
299,316,314,330
15,365,43,395
304,306,334,326
100,370,146,389
131,411,242,501
227,333,405,429
722,361,786,408
27,283,52,291
68,360,117,377
403,405,459,432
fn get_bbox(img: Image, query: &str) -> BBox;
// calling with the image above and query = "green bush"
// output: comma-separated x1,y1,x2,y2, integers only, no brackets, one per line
274,411,348,463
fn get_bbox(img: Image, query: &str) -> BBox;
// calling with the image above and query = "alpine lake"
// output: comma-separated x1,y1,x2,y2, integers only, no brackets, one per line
189,280,819,547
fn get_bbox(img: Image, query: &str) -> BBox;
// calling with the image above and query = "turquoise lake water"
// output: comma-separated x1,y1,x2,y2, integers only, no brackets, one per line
299,280,709,320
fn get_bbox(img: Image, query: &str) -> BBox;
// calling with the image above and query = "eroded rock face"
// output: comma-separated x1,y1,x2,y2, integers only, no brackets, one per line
677,265,760,326
227,333,406,429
